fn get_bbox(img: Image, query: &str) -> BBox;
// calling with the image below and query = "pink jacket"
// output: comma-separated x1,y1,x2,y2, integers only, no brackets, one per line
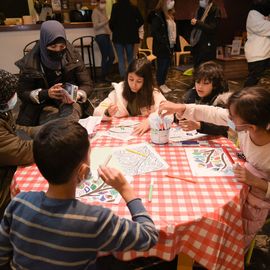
93,82,166,121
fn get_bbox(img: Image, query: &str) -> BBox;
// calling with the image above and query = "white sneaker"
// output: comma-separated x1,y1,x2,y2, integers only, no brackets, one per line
160,84,172,93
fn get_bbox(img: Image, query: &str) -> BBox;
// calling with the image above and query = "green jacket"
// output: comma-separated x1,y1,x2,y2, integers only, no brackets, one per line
0,111,40,217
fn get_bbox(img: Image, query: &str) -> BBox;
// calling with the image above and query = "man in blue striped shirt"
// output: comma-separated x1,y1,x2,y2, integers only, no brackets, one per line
0,119,158,269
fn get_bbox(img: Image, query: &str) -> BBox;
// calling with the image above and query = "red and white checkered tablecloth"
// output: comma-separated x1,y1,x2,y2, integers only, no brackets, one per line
10,117,245,270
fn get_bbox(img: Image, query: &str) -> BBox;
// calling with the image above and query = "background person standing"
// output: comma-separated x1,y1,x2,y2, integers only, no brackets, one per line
109,0,144,79
244,0,270,86
92,0,115,83
190,0,221,68
148,0,175,94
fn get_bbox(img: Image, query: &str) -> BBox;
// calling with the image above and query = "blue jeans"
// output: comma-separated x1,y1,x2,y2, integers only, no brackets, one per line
114,43,134,78
95,34,115,79
156,57,171,86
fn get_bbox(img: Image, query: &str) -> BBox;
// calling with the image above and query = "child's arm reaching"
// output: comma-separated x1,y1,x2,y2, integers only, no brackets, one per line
159,102,230,127
233,163,270,197
158,101,186,117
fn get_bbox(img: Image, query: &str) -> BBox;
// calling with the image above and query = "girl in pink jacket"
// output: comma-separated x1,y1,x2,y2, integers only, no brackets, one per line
94,58,166,135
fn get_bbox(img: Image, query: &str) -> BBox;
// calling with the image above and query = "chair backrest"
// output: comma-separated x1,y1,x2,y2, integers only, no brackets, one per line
71,35,95,48
179,36,190,52
23,40,38,56
146,37,153,51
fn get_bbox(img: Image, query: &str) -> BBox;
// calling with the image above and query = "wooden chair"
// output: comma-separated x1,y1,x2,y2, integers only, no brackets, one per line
23,40,38,56
72,36,96,82
175,36,191,66
138,37,157,62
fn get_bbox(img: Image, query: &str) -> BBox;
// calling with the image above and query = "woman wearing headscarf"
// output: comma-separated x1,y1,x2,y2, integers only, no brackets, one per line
15,20,93,126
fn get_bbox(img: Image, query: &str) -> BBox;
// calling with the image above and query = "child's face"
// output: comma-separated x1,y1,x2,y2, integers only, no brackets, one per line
229,104,252,132
128,72,144,93
195,79,213,98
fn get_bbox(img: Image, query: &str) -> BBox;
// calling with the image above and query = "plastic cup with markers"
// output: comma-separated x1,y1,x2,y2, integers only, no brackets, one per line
150,128,170,144
149,113,173,145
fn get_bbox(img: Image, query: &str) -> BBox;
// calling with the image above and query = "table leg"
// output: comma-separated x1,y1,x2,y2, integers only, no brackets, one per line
177,252,193,270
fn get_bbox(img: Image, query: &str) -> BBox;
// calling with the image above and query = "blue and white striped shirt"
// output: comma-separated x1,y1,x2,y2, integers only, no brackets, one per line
0,192,158,269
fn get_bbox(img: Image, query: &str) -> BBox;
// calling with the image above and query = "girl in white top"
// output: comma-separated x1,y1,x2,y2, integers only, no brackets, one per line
158,86,270,248
94,58,166,136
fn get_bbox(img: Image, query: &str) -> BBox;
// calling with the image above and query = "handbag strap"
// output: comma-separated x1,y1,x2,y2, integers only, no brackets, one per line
200,2,213,22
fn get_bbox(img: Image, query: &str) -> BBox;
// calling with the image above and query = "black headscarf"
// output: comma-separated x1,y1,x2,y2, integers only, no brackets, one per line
40,20,67,70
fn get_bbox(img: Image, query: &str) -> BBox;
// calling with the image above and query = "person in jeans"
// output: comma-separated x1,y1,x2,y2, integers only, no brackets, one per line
92,0,115,83
109,0,144,79
148,0,175,94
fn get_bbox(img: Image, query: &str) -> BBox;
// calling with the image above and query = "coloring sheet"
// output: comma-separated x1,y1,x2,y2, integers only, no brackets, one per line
113,143,169,176
90,147,121,172
100,126,136,141
115,119,140,127
185,147,234,177
76,171,133,204
169,127,206,142
76,147,132,204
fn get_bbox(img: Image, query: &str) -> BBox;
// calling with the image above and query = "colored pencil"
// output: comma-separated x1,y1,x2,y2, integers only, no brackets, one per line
103,154,112,166
148,179,154,202
165,174,196,184
126,148,147,157
222,146,235,164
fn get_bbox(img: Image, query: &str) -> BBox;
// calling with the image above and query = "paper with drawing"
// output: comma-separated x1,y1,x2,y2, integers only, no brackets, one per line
76,147,131,204
76,144,168,203
185,147,234,176
113,143,169,176
169,127,206,142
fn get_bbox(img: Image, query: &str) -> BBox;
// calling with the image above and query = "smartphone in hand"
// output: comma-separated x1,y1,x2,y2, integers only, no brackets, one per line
63,83,78,103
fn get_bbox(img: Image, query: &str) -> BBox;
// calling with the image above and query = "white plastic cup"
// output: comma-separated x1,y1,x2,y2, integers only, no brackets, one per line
150,129,170,144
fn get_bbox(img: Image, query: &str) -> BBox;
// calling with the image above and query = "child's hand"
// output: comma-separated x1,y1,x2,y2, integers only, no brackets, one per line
158,101,185,117
98,166,135,202
233,163,256,186
179,120,201,131
107,104,118,117
133,119,150,136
